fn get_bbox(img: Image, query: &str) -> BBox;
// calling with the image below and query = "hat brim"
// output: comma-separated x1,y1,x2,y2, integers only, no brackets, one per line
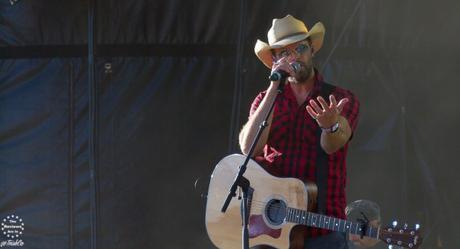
254,22,325,68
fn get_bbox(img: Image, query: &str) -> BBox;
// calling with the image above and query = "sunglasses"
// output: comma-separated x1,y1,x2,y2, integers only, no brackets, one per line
274,43,311,59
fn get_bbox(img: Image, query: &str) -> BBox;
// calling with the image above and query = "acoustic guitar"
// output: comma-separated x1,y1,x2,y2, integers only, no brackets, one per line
205,154,422,249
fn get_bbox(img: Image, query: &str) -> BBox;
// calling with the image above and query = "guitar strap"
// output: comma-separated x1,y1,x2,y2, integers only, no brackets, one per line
315,81,336,214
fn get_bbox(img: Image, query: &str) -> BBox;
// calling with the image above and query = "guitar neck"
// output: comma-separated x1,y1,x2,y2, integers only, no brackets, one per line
286,207,379,239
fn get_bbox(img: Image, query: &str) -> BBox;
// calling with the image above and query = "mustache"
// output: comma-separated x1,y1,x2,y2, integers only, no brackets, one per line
296,61,311,69
292,61,313,82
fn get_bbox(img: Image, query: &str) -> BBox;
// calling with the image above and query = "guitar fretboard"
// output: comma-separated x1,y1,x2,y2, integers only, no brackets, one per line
286,207,379,239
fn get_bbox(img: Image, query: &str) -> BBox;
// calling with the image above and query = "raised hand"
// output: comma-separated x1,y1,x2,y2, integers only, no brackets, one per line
270,55,297,81
306,95,349,129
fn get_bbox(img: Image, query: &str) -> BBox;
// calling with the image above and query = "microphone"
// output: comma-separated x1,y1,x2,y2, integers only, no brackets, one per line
269,62,301,81
269,71,288,81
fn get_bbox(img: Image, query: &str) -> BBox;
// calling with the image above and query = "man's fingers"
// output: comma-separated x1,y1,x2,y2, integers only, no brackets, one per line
309,100,323,113
306,106,319,119
336,98,349,113
316,96,330,111
329,95,337,108
272,57,296,74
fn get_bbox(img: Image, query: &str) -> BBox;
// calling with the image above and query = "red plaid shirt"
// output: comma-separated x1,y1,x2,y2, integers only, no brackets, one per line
249,71,360,238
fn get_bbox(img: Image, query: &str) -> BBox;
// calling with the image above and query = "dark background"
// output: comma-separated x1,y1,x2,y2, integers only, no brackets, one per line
0,0,458,248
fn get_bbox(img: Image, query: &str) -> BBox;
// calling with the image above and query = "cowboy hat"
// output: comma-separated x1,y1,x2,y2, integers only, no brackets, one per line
254,15,325,68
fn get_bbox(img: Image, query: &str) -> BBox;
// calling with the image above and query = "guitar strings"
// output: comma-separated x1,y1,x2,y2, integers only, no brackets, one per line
208,197,359,224
208,196,306,212
208,196,388,238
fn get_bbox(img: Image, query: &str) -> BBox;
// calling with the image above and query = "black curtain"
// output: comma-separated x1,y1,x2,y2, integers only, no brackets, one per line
1,0,459,248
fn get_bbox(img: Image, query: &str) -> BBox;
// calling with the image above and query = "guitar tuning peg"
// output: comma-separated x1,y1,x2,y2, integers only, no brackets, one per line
415,224,420,230
392,221,398,228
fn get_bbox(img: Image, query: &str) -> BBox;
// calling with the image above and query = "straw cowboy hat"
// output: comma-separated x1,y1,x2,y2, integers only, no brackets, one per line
254,15,325,68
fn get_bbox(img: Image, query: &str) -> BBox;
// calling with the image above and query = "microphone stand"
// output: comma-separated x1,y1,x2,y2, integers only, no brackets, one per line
221,75,286,249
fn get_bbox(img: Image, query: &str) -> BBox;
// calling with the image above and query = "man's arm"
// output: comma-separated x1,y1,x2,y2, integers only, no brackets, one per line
320,115,352,154
239,81,280,156
240,57,298,156
307,94,356,154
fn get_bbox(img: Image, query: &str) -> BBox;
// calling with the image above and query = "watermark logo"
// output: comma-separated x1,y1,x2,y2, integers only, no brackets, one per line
1,215,24,247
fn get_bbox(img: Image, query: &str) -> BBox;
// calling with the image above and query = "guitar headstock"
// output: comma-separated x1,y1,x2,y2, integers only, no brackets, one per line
379,221,423,249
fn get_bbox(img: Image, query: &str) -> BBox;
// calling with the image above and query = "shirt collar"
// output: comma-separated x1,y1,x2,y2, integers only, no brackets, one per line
283,68,324,104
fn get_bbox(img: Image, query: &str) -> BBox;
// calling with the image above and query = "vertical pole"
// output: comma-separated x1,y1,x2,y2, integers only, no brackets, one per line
228,0,246,153
88,0,99,249
68,61,75,249
400,105,408,219
398,64,408,219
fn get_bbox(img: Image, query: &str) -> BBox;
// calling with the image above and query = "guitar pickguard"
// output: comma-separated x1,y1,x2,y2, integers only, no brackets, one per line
249,215,282,239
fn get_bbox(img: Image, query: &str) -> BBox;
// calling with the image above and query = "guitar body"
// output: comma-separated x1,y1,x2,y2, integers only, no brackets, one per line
206,154,423,249
205,154,317,249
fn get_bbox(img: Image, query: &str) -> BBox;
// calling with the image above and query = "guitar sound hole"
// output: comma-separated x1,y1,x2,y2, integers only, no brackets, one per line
265,199,287,226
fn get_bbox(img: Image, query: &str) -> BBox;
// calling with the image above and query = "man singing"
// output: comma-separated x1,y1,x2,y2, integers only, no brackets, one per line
239,15,360,249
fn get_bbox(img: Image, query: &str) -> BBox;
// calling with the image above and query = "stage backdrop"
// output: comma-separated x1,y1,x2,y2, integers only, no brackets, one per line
0,0,458,248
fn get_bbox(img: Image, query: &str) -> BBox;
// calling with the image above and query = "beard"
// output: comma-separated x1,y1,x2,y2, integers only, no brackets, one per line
292,60,314,83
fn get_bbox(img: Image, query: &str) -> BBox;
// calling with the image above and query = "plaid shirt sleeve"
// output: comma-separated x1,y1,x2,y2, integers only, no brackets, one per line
249,91,267,117
334,88,360,133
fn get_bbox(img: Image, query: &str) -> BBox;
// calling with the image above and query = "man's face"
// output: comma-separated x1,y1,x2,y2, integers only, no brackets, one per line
272,40,314,82
348,220,380,248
